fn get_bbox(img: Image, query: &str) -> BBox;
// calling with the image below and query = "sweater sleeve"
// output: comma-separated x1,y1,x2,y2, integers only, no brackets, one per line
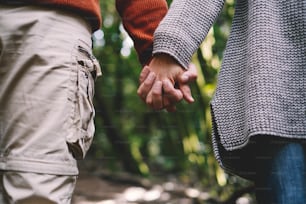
116,0,168,66
153,0,225,69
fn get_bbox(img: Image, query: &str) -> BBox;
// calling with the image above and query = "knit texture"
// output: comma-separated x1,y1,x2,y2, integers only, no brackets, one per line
153,0,225,69
153,0,306,178
116,0,168,65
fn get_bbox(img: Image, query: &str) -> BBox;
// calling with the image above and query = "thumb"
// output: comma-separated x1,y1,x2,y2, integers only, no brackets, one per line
179,63,198,84
180,84,194,103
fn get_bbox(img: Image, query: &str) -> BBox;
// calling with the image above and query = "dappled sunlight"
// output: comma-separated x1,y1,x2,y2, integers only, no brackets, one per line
93,30,105,47
74,184,254,204
73,171,254,204
119,24,134,57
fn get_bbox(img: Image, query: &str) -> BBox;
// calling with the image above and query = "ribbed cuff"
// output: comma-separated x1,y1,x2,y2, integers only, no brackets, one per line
153,31,198,69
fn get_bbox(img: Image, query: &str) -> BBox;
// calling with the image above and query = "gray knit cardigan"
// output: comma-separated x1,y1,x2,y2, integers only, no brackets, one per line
153,0,306,179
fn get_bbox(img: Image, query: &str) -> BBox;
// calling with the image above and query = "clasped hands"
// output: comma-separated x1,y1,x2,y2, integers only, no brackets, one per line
137,54,197,112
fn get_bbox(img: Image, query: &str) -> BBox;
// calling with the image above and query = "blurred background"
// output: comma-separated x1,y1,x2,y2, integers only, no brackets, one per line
72,0,255,203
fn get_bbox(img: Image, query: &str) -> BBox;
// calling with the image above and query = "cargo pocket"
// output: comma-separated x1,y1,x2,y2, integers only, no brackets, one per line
66,43,101,159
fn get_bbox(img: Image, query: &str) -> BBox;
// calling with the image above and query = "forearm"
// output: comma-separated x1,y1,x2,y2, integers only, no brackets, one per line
153,0,225,68
115,0,168,65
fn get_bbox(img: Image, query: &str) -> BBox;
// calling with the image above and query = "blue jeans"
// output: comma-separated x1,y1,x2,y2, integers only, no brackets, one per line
254,139,306,204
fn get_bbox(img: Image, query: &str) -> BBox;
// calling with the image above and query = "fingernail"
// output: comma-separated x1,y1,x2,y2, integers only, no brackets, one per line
181,75,188,82
148,72,156,81
187,96,194,103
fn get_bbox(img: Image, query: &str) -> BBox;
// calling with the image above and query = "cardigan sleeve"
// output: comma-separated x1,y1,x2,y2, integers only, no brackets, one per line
153,0,225,69
116,0,168,66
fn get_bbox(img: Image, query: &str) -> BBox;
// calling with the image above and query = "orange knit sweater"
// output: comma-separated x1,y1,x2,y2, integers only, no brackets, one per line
116,0,168,65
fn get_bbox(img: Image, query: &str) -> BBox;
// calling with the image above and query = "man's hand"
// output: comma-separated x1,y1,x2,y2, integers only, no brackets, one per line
137,54,197,111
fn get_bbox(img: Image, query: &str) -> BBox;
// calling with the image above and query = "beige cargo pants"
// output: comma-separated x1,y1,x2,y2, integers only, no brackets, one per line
0,4,101,203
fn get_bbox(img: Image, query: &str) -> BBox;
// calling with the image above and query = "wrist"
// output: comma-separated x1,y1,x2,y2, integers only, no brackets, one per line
151,53,183,68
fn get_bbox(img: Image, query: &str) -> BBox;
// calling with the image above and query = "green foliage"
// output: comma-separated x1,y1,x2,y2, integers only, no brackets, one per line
87,0,252,200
